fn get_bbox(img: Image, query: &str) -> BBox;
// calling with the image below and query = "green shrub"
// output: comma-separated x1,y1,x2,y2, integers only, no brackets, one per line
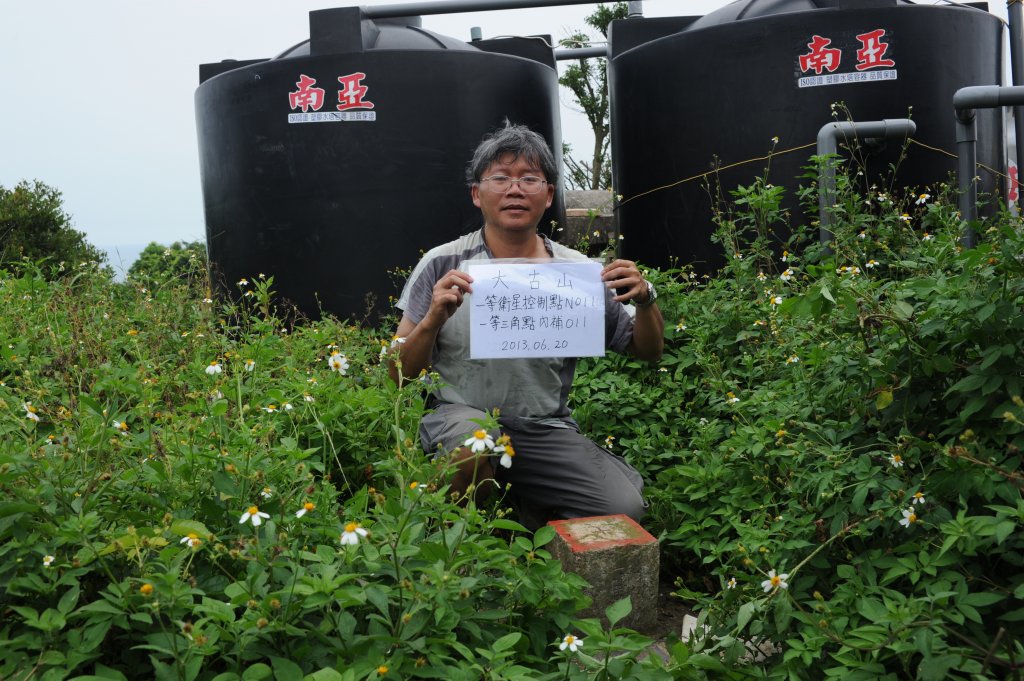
127,241,208,291
572,156,1024,678
0,266,687,680
0,180,109,279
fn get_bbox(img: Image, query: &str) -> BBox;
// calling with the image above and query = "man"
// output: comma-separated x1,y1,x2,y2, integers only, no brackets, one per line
390,122,663,528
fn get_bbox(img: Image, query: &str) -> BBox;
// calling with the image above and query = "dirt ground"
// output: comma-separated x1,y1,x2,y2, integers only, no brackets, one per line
641,578,694,641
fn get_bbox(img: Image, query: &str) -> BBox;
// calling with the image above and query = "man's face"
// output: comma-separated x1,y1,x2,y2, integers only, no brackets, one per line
471,153,554,235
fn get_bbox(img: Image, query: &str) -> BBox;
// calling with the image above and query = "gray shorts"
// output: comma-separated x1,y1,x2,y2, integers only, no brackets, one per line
420,402,646,527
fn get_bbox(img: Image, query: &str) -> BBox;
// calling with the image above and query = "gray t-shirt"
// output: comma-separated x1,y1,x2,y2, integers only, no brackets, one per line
396,229,635,420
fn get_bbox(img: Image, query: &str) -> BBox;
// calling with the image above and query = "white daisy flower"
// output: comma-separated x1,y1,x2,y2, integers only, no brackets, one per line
760,569,789,592
239,505,270,527
559,634,583,653
327,351,349,375
179,533,202,548
463,430,495,453
340,521,369,545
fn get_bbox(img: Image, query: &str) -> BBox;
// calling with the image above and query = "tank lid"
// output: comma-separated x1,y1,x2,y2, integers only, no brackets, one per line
684,0,906,32
274,7,474,58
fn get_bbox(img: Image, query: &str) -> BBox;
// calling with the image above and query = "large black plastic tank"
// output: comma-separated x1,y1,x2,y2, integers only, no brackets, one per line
609,0,1004,272
196,8,563,322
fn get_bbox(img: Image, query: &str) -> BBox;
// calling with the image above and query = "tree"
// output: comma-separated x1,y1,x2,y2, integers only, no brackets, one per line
559,2,629,191
0,179,107,276
127,240,207,289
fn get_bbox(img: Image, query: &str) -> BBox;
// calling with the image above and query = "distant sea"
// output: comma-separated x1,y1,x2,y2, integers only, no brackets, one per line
98,244,147,282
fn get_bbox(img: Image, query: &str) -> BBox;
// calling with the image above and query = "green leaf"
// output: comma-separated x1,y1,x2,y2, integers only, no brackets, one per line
736,600,756,633
268,659,299,679
915,654,957,681
417,542,449,563
242,664,273,681
79,394,105,416
533,525,556,549
605,596,632,626
820,284,836,303
303,671,343,681
170,519,212,539
875,390,893,411
893,301,914,320
57,584,80,615
210,399,229,417
491,518,530,533
961,591,1005,608
0,501,38,517
491,632,522,653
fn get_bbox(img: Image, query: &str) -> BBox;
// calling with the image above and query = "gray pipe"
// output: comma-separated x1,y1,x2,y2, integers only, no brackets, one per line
555,45,608,59
628,1,644,17
362,0,601,19
816,119,916,243
953,85,1024,246
1009,1,1024,175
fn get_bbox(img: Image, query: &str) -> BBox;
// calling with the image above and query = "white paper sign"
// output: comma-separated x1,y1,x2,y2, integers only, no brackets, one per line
466,260,606,359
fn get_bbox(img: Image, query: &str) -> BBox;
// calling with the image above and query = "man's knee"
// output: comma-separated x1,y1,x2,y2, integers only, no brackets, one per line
603,488,646,523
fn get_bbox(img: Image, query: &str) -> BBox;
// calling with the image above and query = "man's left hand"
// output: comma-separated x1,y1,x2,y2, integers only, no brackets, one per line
601,259,654,306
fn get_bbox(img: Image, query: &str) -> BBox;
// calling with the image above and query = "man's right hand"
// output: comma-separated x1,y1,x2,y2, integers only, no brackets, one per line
423,269,474,330
389,269,474,384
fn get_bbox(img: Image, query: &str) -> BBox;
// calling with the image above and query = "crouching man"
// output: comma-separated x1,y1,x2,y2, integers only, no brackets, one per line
389,122,663,528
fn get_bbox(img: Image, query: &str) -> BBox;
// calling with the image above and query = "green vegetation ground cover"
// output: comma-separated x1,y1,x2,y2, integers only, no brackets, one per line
1,157,1023,679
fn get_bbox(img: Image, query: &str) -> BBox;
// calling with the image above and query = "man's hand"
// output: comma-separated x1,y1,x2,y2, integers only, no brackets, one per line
423,269,474,330
389,269,474,384
601,259,652,305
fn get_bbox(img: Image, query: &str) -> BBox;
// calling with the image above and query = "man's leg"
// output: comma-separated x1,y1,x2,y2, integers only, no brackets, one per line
495,418,646,525
419,404,499,503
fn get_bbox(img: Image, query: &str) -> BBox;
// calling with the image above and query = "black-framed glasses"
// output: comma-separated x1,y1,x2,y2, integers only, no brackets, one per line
479,175,548,194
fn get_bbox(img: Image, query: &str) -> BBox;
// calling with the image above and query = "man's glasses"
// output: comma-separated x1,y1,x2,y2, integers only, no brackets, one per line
479,175,548,194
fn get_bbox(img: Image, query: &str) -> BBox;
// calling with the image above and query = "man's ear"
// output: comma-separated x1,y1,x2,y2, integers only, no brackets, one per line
544,182,554,209
471,183,481,208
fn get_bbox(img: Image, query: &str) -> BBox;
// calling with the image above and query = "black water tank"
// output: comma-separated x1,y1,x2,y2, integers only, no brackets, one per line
609,0,1004,272
196,8,563,322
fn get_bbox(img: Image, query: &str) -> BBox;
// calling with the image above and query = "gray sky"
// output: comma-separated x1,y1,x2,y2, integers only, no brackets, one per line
0,0,1010,272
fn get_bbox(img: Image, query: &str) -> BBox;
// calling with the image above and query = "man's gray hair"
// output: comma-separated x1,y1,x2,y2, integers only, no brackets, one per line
466,121,558,186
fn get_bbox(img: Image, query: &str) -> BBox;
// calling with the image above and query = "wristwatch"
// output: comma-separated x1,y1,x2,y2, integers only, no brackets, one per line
636,280,658,308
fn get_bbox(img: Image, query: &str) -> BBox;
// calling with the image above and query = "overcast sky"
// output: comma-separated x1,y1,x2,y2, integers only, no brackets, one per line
0,0,1010,274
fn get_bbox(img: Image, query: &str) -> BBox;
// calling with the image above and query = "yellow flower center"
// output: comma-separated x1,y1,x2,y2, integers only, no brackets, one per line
345,522,359,533
770,575,782,587
907,512,917,523
565,636,576,645
248,506,259,515
139,583,153,595
473,430,487,440
27,405,37,413
187,533,198,540
377,666,388,674
893,455,902,463
914,492,923,500
504,446,515,457
303,502,315,511
209,361,218,366
409,482,419,490
267,405,276,411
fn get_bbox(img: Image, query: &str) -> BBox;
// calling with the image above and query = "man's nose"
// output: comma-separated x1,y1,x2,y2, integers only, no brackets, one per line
505,179,526,195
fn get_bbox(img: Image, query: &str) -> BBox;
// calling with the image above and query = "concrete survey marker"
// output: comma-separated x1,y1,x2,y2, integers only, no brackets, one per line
548,514,659,632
